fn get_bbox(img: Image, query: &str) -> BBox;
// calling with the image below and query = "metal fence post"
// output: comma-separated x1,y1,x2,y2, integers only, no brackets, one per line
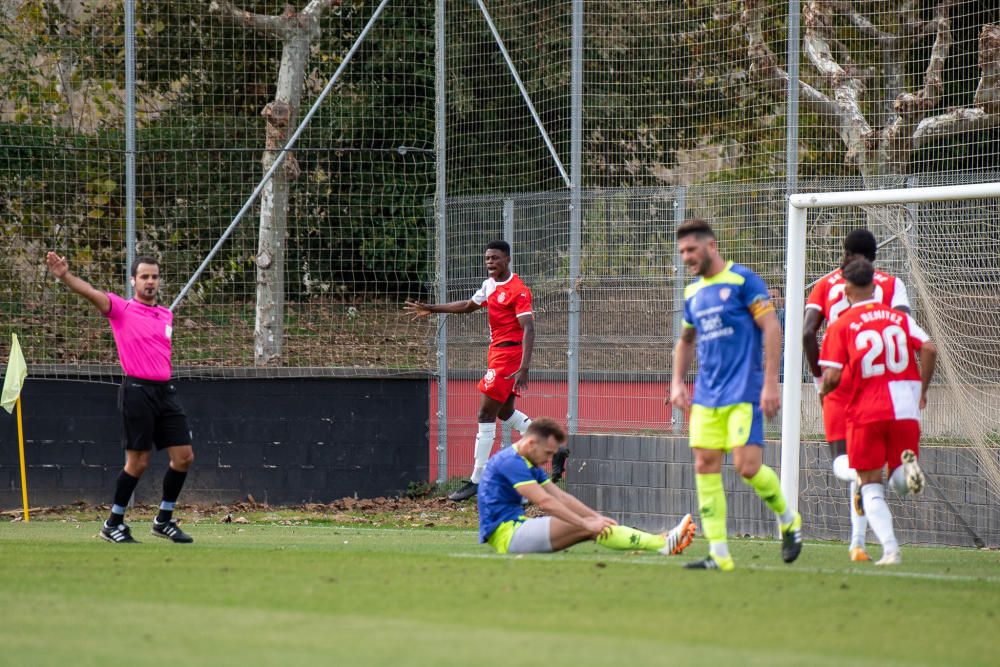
501,198,514,447
672,186,686,434
567,0,583,434
785,0,801,200
124,0,137,298
434,0,448,483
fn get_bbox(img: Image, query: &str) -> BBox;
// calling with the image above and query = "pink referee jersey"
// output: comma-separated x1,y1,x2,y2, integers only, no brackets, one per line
105,292,174,381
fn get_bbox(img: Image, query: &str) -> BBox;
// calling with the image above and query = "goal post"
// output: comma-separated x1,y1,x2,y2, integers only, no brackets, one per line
780,181,1000,514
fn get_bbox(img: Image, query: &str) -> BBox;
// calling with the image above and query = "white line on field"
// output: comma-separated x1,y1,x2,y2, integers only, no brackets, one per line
446,552,1000,584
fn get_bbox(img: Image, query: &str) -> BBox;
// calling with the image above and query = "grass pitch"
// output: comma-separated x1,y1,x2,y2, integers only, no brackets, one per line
1,520,998,667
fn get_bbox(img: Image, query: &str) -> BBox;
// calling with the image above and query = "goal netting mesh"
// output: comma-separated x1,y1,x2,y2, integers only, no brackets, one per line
795,187,1000,546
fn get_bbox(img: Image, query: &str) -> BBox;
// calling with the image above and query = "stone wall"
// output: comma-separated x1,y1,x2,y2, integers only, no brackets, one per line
566,434,999,548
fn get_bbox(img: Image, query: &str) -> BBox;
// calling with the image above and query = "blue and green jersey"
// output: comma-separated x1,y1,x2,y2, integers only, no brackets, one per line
477,445,550,543
682,261,773,407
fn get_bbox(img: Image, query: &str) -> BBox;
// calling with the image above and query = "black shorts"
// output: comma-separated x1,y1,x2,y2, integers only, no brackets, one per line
118,377,192,452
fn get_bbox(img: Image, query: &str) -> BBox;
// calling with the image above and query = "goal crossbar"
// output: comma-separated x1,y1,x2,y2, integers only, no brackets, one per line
779,181,1000,514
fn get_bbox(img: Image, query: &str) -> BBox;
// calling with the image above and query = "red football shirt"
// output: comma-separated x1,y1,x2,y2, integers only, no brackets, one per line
819,300,930,425
471,273,533,346
808,267,910,404
806,267,909,325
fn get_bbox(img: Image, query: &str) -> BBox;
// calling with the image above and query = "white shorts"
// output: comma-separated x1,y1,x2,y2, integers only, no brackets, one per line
507,516,553,554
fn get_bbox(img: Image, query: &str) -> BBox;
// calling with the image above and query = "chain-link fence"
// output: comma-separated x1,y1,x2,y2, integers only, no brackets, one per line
2,2,999,485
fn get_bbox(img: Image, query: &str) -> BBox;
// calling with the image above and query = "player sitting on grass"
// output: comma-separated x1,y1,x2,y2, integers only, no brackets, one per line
478,416,696,556
819,258,937,566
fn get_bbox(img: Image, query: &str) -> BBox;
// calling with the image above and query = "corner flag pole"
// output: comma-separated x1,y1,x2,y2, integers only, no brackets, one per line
3,333,29,521
16,395,28,522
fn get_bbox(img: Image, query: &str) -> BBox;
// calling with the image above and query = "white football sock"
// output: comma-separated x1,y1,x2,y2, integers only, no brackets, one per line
469,422,497,484
888,465,909,496
832,454,854,482
861,483,899,555
709,541,730,560
848,479,868,549
501,410,532,434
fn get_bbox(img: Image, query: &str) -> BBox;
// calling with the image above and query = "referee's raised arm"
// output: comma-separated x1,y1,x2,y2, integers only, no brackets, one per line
46,251,111,315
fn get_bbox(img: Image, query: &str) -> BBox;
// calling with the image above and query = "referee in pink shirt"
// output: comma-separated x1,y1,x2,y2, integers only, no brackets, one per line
46,252,195,544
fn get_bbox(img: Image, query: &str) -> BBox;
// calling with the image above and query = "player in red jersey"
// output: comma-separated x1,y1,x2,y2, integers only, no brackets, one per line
818,258,937,565
802,229,911,561
405,240,549,501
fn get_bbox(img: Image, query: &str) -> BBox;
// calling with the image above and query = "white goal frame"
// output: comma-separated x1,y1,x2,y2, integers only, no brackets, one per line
779,181,1000,513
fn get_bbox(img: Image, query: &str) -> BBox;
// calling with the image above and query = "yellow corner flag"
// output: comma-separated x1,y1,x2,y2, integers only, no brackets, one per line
3,333,29,521
2,333,28,414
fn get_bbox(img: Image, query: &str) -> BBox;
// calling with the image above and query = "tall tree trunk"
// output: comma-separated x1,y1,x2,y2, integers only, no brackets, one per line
255,35,310,366
210,1,333,366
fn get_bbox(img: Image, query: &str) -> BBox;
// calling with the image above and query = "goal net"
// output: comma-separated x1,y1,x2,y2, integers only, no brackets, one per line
782,182,1000,547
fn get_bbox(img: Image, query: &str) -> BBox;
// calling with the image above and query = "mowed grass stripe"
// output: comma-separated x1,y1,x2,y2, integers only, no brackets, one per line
0,522,997,667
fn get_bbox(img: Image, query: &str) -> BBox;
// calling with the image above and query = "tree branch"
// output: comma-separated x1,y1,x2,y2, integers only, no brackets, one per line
913,24,1000,148
913,107,1000,148
879,1,954,170
975,23,1000,114
302,0,340,19
802,1,873,168
742,0,838,118
209,1,298,39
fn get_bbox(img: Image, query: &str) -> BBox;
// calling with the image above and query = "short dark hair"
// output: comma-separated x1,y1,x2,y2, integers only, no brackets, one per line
844,229,877,261
676,218,715,241
130,255,160,277
485,240,511,256
842,257,875,287
526,417,567,444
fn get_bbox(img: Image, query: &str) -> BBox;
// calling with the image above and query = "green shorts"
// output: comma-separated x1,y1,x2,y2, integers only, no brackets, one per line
689,402,764,452
486,518,525,554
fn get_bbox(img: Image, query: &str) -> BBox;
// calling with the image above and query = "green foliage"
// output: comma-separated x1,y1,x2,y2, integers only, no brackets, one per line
2,1,998,367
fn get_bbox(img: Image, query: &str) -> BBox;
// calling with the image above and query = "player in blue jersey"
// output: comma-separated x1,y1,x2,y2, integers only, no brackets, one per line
478,417,697,556
669,219,802,571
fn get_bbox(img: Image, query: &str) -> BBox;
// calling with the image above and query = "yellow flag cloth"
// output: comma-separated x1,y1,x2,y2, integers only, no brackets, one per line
1,334,28,414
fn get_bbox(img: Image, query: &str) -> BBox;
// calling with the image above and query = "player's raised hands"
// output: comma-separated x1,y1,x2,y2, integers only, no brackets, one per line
403,299,433,319
46,251,69,279
44,251,111,314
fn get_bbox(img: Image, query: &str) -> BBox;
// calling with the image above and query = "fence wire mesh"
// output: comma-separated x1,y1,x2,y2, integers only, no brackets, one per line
2,2,1000,492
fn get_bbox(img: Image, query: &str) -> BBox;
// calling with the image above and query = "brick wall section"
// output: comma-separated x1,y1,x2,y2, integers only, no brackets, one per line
0,377,429,508
566,434,999,548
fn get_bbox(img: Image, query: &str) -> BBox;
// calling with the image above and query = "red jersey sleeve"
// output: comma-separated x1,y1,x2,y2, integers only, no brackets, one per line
905,314,929,352
805,277,828,314
513,285,533,318
819,319,849,370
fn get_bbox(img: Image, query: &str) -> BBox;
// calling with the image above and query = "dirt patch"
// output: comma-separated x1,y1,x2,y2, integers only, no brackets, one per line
1,496,529,530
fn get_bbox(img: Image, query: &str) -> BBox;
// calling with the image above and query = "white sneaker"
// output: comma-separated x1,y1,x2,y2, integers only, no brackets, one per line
660,513,696,556
875,550,902,566
901,449,926,495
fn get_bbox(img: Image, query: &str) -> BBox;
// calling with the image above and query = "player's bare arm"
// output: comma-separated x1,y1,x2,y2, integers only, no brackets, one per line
45,252,111,315
668,326,697,410
819,366,842,400
754,308,782,418
802,308,825,378
517,482,610,536
506,314,534,391
918,340,938,409
403,298,481,319
544,482,616,525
